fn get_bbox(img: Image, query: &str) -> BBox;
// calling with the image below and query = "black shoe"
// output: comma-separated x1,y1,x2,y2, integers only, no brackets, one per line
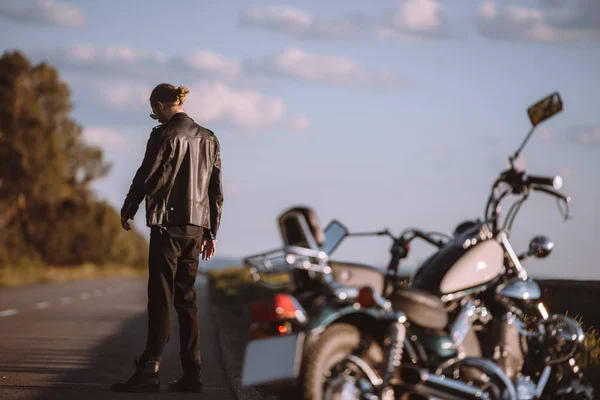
168,372,203,393
111,358,160,393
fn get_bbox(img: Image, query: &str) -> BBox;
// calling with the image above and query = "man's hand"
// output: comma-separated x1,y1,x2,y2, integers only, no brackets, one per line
201,239,216,260
120,216,132,231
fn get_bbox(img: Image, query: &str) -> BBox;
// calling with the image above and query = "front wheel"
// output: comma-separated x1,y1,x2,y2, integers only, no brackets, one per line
303,323,383,400
543,365,595,400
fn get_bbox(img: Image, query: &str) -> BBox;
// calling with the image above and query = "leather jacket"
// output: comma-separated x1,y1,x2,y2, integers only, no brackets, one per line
120,112,224,240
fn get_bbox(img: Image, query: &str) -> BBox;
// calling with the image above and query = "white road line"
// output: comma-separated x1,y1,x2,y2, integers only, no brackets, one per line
62,297,72,304
35,301,50,309
0,309,18,317
80,292,90,300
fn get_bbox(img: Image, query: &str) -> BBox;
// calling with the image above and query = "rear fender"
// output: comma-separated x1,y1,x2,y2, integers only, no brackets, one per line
303,305,420,363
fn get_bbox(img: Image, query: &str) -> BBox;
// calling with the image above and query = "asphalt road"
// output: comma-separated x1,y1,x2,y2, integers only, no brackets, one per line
0,275,235,400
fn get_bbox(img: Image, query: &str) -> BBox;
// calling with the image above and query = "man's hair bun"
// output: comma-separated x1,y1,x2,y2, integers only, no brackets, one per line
150,83,190,106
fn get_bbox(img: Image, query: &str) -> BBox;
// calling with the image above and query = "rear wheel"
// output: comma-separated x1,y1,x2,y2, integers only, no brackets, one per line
303,323,383,400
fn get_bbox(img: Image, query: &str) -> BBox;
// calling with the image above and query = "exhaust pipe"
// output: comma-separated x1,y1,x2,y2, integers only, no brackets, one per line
400,365,490,400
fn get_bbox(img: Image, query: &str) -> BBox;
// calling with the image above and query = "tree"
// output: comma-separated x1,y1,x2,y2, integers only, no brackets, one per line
0,50,147,268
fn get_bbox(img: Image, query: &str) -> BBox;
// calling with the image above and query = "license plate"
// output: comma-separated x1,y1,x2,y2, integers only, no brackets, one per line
241,332,305,387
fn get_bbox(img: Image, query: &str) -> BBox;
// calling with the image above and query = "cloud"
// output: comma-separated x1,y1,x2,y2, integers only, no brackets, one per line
34,43,241,82
184,81,285,131
476,0,600,44
246,48,402,88
0,0,84,28
85,79,287,131
91,81,152,111
539,128,553,142
575,124,600,146
239,6,359,40
375,0,448,42
180,51,241,81
288,115,310,132
83,127,139,153
30,43,306,131
239,0,448,42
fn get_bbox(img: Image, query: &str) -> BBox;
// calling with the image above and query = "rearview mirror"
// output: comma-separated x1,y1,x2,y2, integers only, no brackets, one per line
321,220,349,255
528,235,554,259
527,92,563,127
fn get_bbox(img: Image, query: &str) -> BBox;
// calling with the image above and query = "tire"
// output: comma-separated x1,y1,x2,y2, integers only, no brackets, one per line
547,377,595,400
303,323,383,400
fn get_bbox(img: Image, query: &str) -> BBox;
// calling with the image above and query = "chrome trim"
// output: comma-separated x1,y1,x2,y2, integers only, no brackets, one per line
331,286,360,303
441,277,500,302
502,312,540,338
542,314,586,365
450,299,491,348
402,364,496,400
285,295,308,325
513,375,537,400
373,291,393,312
454,358,518,400
496,277,541,301
528,235,554,258
449,298,475,347
535,366,552,398
500,231,528,279
345,354,383,387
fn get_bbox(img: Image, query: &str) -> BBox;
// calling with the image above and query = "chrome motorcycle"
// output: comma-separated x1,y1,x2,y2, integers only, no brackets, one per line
398,92,594,398
240,208,517,400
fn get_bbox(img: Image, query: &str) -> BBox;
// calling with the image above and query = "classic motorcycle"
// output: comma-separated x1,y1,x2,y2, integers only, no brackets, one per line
241,92,593,399
406,92,593,399
240,206,394,399
350,92,594,399
240,208,518,399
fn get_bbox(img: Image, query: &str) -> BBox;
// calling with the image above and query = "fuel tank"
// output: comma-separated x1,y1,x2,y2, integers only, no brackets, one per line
411,221,504,297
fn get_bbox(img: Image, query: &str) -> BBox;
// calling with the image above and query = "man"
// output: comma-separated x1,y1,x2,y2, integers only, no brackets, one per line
111,83,224,393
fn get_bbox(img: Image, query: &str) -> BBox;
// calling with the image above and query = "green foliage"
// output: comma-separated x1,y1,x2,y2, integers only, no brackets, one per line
0,50,147,268
207,265,290,305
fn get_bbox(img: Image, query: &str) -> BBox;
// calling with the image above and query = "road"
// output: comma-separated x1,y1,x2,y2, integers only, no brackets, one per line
0,275,235,400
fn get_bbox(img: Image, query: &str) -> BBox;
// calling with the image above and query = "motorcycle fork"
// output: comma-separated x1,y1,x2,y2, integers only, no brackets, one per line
379,312,407,396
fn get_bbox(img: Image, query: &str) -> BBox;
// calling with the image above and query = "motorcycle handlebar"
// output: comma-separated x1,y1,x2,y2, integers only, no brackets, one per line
532,185,571,203
524,174,562,190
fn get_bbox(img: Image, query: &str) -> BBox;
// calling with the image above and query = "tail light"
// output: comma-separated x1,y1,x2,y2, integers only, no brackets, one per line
249,293,302,339
357,286,375,308
250,293,300,322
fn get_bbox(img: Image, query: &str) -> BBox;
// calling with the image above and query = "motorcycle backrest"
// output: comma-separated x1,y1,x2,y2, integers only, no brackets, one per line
277,206,325,250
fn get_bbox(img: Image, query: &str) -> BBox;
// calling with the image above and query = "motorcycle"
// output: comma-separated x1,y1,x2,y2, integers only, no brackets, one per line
239,206,395,399
241,207,516,400
241,91,593,399
350,91,593,399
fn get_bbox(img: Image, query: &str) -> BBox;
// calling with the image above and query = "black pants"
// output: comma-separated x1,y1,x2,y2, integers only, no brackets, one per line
140,226,203,372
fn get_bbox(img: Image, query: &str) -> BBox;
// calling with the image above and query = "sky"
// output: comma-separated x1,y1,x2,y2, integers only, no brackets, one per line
1,0,599,279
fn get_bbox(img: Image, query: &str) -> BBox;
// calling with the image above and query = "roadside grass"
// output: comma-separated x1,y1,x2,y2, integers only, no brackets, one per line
207,265,288,305
0,262,147,287
208,266,600,383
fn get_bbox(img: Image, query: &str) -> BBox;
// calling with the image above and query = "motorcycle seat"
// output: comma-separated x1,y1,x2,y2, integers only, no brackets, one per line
391,287,448,330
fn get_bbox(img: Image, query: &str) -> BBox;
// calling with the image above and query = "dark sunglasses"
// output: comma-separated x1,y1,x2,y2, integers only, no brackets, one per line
150,102,160,120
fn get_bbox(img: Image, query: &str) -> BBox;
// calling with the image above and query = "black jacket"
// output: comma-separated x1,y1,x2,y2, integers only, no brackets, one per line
120,112,224,239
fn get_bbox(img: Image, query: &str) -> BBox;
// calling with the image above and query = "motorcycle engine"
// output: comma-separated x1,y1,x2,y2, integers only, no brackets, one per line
483,313,528,379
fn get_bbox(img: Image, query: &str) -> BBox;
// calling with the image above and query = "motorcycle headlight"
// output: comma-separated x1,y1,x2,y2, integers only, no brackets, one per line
541,314,585,365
